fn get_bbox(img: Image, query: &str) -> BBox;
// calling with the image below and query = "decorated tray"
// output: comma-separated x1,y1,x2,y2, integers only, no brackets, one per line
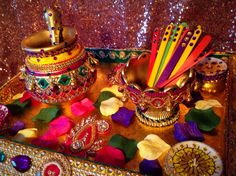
0,48,235,175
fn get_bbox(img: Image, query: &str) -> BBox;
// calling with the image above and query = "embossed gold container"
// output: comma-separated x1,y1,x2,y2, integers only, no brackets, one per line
20,8,97,104
111,53,193,127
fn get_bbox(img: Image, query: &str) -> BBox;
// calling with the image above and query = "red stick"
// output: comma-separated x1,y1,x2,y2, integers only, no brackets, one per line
146,28,160,85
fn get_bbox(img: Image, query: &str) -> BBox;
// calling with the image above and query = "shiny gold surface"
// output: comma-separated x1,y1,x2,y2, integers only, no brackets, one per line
125,52,150,89
21,27,77,53
201,79,226,93
0,63,228,174
43,8,63,45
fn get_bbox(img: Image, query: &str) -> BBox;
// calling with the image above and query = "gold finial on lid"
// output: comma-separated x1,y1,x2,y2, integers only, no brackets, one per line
43,8,63,45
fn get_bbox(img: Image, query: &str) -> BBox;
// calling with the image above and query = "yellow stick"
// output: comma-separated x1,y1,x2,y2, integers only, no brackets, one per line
147,24,173,87
170,26,202,77
155,23,186,82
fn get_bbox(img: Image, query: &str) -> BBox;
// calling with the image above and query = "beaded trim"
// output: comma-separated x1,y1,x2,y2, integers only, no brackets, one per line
0,139,140,176
136,107,179,127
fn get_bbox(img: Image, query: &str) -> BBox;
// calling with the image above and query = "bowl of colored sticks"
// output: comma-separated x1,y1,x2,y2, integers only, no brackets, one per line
110,23,213,127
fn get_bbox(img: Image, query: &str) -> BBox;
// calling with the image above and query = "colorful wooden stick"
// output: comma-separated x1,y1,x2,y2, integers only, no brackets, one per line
147,24,174,87
146,28,160,84
155,30,193,87
157,35,212,88
156,22,187,81
169,26,202,77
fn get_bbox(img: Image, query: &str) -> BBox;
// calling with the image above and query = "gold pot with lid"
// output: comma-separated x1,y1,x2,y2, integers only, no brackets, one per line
20,8,97,104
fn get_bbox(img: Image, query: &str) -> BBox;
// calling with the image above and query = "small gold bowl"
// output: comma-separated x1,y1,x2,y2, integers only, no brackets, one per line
194,57,228,93
111,53,194,127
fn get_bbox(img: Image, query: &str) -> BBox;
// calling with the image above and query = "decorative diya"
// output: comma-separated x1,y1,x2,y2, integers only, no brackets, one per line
164,141,223,176
110,53,193,127
194,57,228,93
20,8,97,104
110,22,213,127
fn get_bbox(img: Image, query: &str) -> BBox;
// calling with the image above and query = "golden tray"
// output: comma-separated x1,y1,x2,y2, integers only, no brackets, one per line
0,49,235,175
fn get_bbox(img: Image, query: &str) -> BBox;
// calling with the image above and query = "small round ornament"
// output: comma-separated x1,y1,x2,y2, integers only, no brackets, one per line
41,154,71,176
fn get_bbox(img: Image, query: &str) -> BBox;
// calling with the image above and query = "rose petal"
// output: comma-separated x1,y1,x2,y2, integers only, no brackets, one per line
195,99,222,110
111,107,134,127
94,91,116,108
109,134,137,161
10,121,25,136
100,97,123,116
94,146,125,167
207,99,223,107
139,159,162,176
179,103,190,119
12,92,24,100
48,115,74,137
185,108,221,131
137,134,170,160
101,85,123,98
71,98,95,116
32,107,60,123
17,128,38,138
174,121,204,142
6,99,31,116
13,128,38,142
31,99,41,107
19,92,32,103
31,131,58,149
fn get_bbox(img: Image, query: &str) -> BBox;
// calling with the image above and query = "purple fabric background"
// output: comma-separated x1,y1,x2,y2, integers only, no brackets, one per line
0,0,235,86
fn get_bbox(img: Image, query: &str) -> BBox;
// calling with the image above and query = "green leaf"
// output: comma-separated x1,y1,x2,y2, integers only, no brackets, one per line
109,134,137,161
185,108,220,131
32,107,60,123
94,91,116,108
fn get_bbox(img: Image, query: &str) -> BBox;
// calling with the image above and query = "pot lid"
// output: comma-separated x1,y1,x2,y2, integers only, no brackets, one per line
21,8,77,53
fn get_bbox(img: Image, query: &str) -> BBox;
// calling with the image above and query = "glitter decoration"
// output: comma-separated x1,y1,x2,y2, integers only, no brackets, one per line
0,0,235,86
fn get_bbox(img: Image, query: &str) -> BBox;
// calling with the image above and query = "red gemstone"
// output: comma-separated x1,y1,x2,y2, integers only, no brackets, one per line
43,163,61,176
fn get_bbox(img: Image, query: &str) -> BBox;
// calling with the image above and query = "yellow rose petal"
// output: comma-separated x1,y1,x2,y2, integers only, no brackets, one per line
12,92,24,100
137,134,171,160
207,99,222,108
195,99,222,110
137,140,161,160
101,85,123,98
100,97,123,116
13,128,38,142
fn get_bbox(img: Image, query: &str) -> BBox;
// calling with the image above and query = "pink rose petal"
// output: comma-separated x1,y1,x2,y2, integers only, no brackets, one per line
31,131,58,149
48,115,74,137
19,92,32,103
71,98,95,116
